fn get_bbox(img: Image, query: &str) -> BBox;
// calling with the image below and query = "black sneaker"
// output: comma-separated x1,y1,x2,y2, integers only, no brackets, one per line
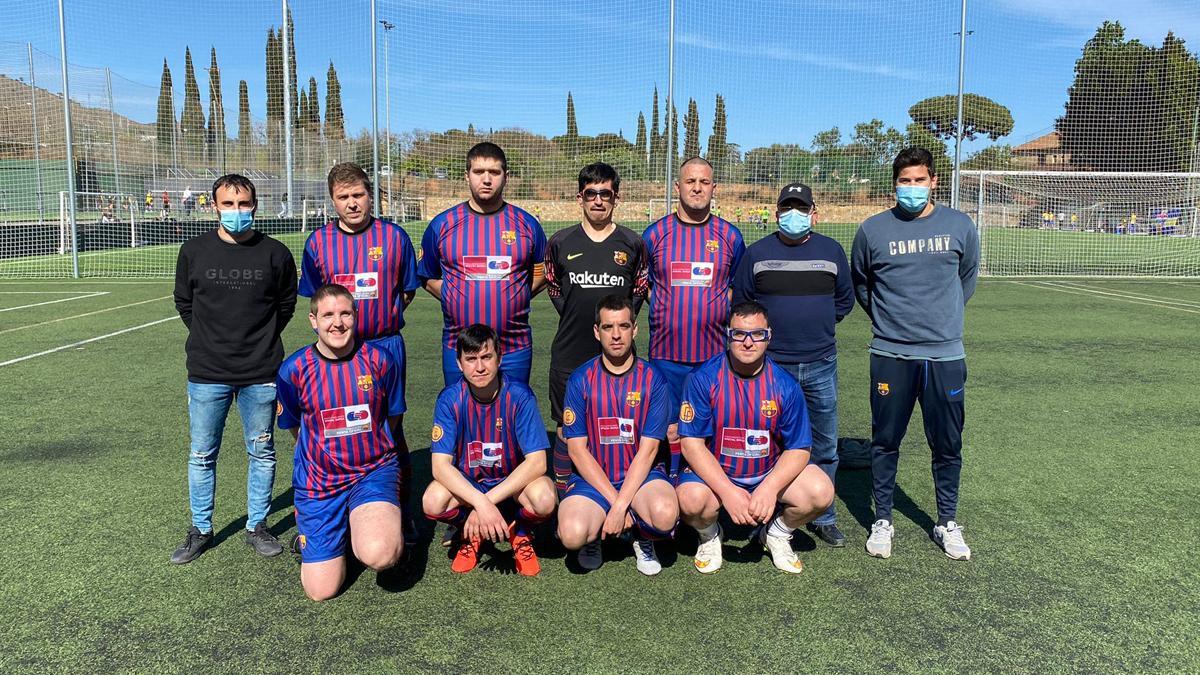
245,522,283,557
806,522,847,548
170,526,213,564
441,524,458,548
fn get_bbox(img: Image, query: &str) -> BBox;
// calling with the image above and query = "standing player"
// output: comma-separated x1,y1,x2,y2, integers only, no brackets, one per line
851,147,980,561
545,162,649,497
558,295,677,575
298,163,418,531
422,324,557,576
418,142,547,386
171,174,297,564
677,301,834,574
643,157,745,478
276,285,406,601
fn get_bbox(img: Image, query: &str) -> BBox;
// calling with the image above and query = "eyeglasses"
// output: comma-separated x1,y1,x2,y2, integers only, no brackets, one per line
727,328,772,343
581,189,616,202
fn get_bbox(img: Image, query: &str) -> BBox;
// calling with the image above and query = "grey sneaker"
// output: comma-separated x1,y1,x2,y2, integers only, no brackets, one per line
578,541,602,570
245,522,283,557
933,521,971,560
865,519,894,559
170,526,213,564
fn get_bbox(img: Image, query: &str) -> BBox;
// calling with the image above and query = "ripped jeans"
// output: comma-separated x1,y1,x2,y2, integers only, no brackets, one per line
186,381,278,533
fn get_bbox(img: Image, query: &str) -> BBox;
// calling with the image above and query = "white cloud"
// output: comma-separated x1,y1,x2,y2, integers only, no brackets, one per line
993,0,1200,45
676,33,925,83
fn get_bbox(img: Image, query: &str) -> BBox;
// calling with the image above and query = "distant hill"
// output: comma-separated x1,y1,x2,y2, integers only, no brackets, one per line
0,75,154,161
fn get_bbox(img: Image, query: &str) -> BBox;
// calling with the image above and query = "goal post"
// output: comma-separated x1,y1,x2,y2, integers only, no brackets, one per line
959,170,1200,277
58,190,140,253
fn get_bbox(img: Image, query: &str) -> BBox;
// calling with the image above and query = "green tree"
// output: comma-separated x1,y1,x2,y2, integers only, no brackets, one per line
180,47,206,163
963,144,1016,170
669,102,679,169
707,94,727,179
565,91,578,137
635,112,647,160
285,9,299,130
908,94,1014,142
237,80,251,165
265,29,282,161
306,77,321,132
324,62,345,143
683,98,701,159
206,48,226,167
155,59,176,166
650,86,661,179
905,122,952,179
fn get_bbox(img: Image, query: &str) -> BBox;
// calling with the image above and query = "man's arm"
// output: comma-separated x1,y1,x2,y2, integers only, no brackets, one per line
960,220,980,304
529,217,549,296
173,246,193,328
416,221,443,300
850,225,871,316
544,236,566,314
477,451,547,504
730,247,754,306
833,243,854,322
430,453,508,542
567,437,619,503
276,249,299,333
610,435,660,511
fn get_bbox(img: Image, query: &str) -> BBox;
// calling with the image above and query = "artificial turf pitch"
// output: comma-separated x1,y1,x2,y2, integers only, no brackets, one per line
1,275,1198,672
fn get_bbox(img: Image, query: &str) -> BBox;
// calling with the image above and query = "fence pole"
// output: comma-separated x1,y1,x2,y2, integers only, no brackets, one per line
663,0,675,212
282,0,295,217
58,0,80,278
951,0,968,209
106,68,121,195
28,43,45,226
370,0,381,213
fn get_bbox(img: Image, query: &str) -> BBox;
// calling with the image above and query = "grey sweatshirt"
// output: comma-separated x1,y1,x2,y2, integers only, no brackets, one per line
850,204,979,359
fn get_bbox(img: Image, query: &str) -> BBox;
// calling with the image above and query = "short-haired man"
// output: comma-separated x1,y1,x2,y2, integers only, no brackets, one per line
171,173,297,564
676,302,834,574
643,157,745,480
422,324,557,576
557,295,677,575
732,182,853,547
545,162,649,498
276,285,406,600
418,142,548,386
851,147,980,561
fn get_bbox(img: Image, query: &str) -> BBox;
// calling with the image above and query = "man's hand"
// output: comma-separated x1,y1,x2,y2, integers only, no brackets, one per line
602,503,633,539
720,486,755,526
464,501,509,542
748,484,779,524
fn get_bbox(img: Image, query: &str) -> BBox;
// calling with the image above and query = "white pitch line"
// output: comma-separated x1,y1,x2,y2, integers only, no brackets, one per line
0,295,174,335
1012,281,1200,315
0,315,177,367
1044,280,1200,309
0,291,109,294
0,291,109,313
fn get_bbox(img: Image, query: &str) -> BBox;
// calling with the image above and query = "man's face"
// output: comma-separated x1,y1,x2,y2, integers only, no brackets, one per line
675,162,716,213
727,311,770,367
895,165,938,191
458,341,501,389
331,180,373,229
213,185,255,216
577,180,618,227
466,157,507,205
309,294,356,352
593,306,636,361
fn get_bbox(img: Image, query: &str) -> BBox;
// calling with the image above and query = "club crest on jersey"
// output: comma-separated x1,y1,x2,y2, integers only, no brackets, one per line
613,250,629,266
368,246,383,261
431,424,444,442
680,401,695,424
356,374,374,391
495,417,504,431
705,239,719,253
563,407,577,426
501,230,516,245
297,535,307,550
760,399,778,418
626,390,641,407
276,402,283,416
877,382,890,396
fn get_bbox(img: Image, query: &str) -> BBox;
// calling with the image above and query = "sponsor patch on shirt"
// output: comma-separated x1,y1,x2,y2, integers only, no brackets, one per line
332,272,379,300
669,261,714,287
598,416,635,445
719,427,770,459
466,441,504,468
320,404,373,439
463,255,513,281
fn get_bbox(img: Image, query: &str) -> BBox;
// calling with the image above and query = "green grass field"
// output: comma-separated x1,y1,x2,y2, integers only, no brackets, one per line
1,275,1198,673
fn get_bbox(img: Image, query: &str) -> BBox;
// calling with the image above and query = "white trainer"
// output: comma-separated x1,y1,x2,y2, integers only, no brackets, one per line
758,526,803,574
578,540,602,570
933,521,971,560
632,538,662,576
866,519,895,559
693,525,723,574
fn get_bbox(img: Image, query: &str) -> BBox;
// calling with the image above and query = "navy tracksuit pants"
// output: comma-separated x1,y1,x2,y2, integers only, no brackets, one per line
869,354,966,525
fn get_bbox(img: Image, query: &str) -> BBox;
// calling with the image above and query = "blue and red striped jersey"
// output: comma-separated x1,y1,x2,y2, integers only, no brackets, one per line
276,341,406,499
429,376,549,484
417,202,547,353
297,218,419,340
643,214,745,362
561,356,670,483
678,353,810,480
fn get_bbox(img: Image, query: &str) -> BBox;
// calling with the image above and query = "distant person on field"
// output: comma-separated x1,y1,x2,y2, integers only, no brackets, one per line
171,174,298,565
850,147,980,561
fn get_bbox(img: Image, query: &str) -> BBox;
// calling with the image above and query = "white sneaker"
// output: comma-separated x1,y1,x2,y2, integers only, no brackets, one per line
758,526,803,574
578,540,602,570
632,538,662,576
693,525,723,574
933,521,971,560
866,519,894,558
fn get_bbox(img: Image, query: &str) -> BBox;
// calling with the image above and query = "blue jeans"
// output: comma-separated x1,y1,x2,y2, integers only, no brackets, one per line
186,381,278,533
777,354,839,526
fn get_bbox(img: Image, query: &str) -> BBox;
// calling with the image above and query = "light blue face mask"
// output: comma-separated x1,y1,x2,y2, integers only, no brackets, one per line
896,185,930,213
219,209,255,234
779,209,812,238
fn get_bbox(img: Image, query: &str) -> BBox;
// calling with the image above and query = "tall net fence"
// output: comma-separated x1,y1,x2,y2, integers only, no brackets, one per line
1,0,1198,277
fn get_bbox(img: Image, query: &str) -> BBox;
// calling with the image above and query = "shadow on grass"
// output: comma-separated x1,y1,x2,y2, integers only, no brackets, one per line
836,439,936,534
211,487,296,547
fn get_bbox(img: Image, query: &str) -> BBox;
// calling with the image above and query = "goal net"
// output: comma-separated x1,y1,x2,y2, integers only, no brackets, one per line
960,171,1200,277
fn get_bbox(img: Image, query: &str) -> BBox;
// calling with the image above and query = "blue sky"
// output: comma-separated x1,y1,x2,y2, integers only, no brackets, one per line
4,0,1199,158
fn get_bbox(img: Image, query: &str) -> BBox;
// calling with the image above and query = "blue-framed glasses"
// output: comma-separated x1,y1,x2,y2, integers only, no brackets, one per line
727,328,771,343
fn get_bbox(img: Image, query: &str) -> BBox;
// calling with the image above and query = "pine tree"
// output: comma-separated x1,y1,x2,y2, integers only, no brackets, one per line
237,80,251,165
650,86,661,177
566,91,579,137
683,98,701,159
206,47,226,167
707,94,727,179
181,47,207,164
324,62,345,142
285,9,299,130
265,29,282,162
155,59,176,166
669,102,679,169
306,77,321,133
635,112,647,161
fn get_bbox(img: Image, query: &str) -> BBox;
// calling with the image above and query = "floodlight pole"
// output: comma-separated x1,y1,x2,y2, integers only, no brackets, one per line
106,68,121,195
58,0,79,278
282,0,295,217
381,20,394,217
951,0,968,209
663,0,675,212
370,0,381,213
28,43,44,225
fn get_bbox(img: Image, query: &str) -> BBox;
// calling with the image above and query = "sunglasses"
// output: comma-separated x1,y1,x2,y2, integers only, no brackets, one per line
580,189,617,202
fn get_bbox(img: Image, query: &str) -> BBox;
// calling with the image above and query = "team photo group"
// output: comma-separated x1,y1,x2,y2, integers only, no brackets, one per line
171,140,979,601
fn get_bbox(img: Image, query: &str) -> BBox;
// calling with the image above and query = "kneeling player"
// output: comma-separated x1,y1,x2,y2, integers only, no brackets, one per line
276,285,406,601
422,324,557,576
677,301,834,574
557,295,678,575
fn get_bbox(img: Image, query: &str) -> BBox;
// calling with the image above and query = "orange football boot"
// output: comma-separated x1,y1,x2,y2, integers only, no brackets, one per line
451,537,481,573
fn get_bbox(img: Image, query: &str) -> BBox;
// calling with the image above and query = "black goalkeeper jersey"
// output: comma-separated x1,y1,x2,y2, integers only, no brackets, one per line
545,223,649,371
